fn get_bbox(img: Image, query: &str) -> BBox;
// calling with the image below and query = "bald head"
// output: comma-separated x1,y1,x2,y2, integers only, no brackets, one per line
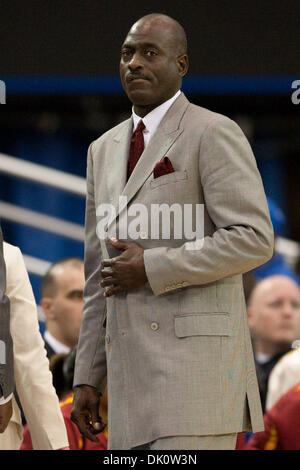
41,258,85,349
247,275,300,355
248,275,300,308
131,14,188,56
41,257,84,298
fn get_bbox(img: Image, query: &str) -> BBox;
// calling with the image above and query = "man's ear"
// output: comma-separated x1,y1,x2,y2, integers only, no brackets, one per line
40,297,55,320
177,54,189,77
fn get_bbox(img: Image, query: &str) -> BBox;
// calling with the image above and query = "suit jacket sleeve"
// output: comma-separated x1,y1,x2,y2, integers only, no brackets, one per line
4,243,69,450
0,226,14,399
73,143,107,392
144,116,274,295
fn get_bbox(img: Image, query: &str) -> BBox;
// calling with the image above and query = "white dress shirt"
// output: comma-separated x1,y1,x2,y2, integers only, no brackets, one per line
132,90,181,147
255,353,272,365
44,330,71,355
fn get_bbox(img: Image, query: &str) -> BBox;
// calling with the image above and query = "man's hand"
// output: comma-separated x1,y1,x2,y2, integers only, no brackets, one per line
0,399,12,433
70,385,106,443
100,238,148,297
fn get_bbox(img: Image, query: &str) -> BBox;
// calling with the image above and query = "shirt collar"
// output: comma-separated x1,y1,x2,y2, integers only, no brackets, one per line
44,330,71,355
255,352,272,364
132,90,181,134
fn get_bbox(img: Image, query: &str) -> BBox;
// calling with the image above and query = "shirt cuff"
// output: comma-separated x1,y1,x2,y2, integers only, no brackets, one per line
0,393,13,405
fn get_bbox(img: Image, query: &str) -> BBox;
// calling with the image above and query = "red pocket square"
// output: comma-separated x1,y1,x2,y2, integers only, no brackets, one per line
153,157,175,179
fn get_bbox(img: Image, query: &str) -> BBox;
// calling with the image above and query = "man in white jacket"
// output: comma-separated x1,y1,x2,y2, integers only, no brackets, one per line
0,241,69,450
266,346,300,410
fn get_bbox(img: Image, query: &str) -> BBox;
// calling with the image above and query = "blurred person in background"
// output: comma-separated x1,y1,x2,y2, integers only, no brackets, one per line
244,382,300,450
247,274,300,413
21,349,107,450
41,258,84,359
266,344,300,411
0,241,69,450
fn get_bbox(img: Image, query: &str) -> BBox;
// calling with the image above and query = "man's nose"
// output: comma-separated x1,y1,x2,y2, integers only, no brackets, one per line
282,301,294,317
128,53,143,71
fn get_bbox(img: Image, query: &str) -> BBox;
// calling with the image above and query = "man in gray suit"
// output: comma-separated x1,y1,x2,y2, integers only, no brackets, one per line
0,225,14,433
71,14,274,450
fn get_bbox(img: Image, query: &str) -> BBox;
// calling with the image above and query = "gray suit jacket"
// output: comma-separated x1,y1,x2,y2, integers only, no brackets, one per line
74,93,274,449
0,225,14,399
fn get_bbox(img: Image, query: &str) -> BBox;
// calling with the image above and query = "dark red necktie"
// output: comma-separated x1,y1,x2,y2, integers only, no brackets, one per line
127,120,145,180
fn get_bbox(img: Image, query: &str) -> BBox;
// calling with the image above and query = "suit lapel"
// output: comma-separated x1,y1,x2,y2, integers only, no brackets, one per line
107,93,190,228
106,118,132,217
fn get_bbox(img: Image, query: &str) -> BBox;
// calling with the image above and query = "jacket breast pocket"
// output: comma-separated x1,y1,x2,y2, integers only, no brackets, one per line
174,313,230,337
150,169,188,189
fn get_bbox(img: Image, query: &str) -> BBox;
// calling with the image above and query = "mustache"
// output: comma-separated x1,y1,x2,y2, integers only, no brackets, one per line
126,73,150,82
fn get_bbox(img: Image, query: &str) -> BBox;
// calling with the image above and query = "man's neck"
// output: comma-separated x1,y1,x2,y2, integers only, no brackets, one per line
133,89,181,118
44,330,72,355
131,90,181,148
255,340,291,360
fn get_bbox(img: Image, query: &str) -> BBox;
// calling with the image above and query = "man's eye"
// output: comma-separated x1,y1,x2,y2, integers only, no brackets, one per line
145,50,157,56
269,300,282,308
68,291,84,300
121,50,132,57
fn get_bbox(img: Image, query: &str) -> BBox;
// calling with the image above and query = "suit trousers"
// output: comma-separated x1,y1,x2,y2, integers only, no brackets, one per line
132,433,238,450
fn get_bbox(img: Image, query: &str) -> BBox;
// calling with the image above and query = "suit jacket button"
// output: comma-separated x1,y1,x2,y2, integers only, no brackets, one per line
150,322,159,331
105,334,110,344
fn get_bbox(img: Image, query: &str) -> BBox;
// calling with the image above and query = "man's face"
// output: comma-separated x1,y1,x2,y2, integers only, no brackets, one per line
50,266,84,348
248,279,300,347
120,19,187,115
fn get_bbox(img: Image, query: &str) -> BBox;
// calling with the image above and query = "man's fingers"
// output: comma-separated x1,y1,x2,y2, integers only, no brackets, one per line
73,413,100,443
71,385,104,443
100,277,118,287
109,238,128,251
83,423,100,443
104,285,124,297
101,239,132,269
101,258,117,268
90,406,106,433
101,268,114,278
